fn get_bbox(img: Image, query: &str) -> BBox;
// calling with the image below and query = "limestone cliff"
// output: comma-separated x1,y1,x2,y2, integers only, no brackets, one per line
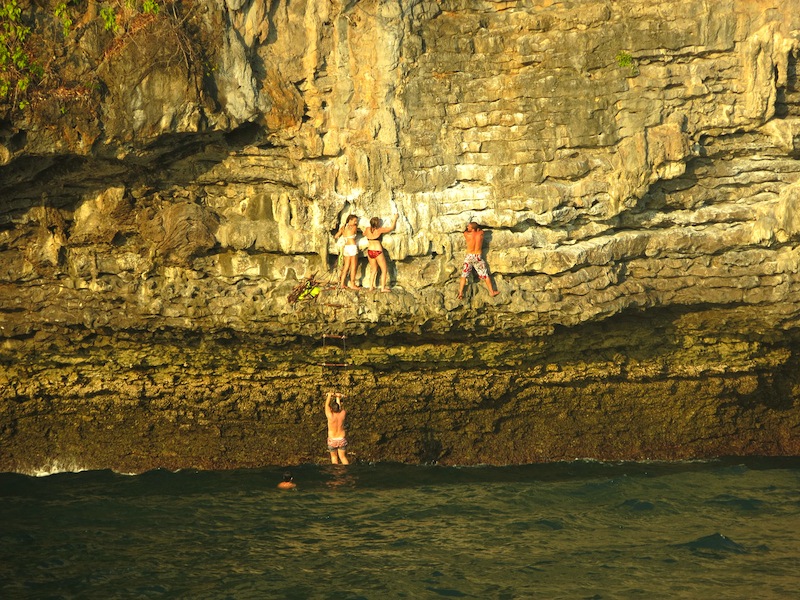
1,0,799,473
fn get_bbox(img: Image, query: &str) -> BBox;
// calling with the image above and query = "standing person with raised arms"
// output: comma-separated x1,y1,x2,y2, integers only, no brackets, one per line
458,221,500,299
324,391,349,465
334,214,361,289
364,213,399,292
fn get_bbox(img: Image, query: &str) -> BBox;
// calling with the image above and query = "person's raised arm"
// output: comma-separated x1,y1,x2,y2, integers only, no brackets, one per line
380,214,399,234
325,391,333,417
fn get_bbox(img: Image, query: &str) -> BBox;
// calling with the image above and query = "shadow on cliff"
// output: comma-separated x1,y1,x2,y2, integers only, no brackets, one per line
0,123,268,227
740,349,800,413
417,428,446,464
619,155,701,222
775,50,798,121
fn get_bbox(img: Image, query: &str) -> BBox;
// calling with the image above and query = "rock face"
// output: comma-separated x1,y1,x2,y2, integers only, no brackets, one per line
1,0,799,473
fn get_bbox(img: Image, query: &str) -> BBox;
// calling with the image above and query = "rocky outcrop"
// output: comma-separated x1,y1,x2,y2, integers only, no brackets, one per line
1,0,799,473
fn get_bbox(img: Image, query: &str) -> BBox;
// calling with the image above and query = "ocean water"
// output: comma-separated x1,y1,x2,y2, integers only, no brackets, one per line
1,458,798,599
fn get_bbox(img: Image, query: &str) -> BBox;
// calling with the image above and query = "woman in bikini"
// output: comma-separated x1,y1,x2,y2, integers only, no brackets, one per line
334,214,361,289
364,214,398,292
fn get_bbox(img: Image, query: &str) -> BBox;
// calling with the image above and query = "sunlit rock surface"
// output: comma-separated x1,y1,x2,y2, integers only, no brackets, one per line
1,0,799,472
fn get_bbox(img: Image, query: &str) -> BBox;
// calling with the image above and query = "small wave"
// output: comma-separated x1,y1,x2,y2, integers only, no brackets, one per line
621,498,656,511
535,518,565,530
425,586,469,598
708,494,765,512
26,459,89,477
675,533,749,557
15,462,168,478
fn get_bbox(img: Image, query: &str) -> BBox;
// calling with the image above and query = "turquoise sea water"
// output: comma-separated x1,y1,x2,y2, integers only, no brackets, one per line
1,458,798,599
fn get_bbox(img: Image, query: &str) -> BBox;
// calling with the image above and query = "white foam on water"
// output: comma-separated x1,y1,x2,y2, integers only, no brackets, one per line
27,459,88,477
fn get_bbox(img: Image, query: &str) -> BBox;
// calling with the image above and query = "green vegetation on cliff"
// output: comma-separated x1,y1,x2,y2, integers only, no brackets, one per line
0,0,185,121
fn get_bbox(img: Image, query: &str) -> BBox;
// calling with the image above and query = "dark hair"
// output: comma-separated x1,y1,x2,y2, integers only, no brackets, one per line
467,221,480,231
330,399,342,413
282,472,293,482
370,216,381,229
346,214,358,224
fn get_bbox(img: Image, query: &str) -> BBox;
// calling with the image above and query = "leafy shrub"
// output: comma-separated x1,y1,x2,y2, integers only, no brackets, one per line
100,5,118,32
0,0,42,109
615,51,639,76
